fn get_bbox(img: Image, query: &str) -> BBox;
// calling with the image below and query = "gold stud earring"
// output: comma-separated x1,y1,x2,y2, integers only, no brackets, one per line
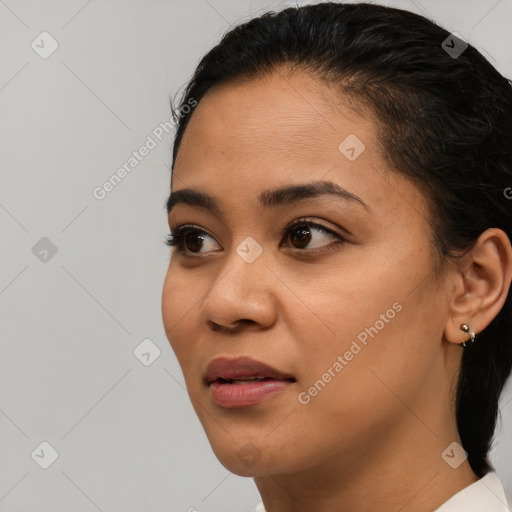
460,323,476,348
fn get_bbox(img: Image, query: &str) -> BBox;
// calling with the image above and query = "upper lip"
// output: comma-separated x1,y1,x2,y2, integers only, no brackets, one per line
204,356,296,384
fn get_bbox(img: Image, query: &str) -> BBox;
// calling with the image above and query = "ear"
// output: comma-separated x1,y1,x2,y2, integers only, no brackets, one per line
444,228,512,346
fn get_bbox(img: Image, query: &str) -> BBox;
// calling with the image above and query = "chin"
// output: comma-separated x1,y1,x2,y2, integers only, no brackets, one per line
213,447,281,478
201,427,278,477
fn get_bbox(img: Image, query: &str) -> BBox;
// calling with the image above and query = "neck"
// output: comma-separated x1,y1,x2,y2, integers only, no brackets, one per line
253,416,479,512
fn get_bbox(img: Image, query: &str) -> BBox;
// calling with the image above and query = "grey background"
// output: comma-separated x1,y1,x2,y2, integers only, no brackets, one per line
1,0,511,510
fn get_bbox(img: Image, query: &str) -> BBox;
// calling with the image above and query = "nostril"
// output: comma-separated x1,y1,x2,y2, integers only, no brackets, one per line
207,320,223,332
207,319,256,333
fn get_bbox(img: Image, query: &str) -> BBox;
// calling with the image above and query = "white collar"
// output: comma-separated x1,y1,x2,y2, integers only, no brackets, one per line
433,471,509,512
252,472,510,512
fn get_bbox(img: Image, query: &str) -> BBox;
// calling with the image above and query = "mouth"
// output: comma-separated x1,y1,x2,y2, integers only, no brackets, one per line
215,376,287,384
204,356,296,408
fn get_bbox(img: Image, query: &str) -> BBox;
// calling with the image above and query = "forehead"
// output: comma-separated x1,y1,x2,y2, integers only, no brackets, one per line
175,70,375,170
170,69,428,226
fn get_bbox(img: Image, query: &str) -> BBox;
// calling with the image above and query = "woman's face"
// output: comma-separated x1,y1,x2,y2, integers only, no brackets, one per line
162,69,458,478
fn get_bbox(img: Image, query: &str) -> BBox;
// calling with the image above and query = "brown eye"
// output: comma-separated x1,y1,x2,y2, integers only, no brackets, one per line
165,226,221,255
284,220,346,252
184,232,206,252
289,225,313,249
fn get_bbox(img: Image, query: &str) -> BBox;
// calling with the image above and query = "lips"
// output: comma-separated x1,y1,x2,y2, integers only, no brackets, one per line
204,356,296,408
204,356,296,385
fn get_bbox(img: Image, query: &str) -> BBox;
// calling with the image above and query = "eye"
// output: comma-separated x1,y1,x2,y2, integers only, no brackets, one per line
283,218,347,252
164,225,220,255
164,218,348,257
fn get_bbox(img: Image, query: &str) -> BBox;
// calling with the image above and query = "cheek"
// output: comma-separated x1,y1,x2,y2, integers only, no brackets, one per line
284,242,426,356
161,264,201,370
292,241,439,410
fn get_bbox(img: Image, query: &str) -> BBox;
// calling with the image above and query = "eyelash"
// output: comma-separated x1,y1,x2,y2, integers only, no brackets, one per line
164,217,348,257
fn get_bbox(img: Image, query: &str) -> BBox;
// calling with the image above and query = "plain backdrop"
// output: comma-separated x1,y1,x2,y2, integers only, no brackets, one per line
1,0,511,510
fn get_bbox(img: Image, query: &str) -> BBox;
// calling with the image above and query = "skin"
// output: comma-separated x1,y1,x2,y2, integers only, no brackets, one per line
161,67,512,512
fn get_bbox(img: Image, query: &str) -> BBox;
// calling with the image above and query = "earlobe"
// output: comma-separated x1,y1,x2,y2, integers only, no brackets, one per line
444,228,512,347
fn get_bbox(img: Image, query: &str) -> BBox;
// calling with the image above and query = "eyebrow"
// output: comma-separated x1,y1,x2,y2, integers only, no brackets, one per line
166,180,370,216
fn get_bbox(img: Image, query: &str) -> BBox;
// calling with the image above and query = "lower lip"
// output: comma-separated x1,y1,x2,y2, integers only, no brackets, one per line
209,380,293,408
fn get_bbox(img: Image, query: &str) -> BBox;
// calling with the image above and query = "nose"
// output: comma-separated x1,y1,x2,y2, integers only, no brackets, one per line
199,248,278,334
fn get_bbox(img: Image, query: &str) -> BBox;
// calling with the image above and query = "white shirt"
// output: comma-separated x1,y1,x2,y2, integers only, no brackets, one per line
252,471,510,511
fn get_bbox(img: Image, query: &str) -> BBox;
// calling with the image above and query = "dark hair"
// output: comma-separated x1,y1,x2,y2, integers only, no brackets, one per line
168,2,512,476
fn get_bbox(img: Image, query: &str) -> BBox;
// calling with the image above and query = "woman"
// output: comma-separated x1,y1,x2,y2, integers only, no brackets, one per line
161,2,512,510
